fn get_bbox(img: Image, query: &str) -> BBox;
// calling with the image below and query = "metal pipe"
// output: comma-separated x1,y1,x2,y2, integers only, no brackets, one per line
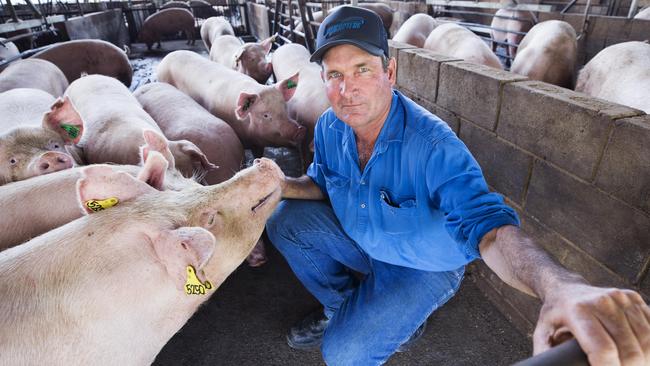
628,0,639,18
4,0,20,22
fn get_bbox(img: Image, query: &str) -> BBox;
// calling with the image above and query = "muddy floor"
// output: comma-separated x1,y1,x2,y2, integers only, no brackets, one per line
129,40,532,366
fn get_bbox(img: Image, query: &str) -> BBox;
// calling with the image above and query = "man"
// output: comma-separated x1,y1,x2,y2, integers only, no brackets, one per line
266,6,650,366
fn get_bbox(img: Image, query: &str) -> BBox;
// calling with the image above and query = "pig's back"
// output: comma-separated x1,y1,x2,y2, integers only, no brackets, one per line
135,82,244,184
0,58,68,97
392,14,437,48
272,43,311,80
143,8,195,33
33,39,133,87
0,88,54,132
159,50,257,122
425,23,502,69
209,34,243,67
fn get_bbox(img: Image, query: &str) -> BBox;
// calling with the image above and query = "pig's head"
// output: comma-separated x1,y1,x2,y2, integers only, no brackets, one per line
76,152,216,293
234,34,276,84
140,129,217,184
76,155,284,292
235,72,306,149
0,96,83,185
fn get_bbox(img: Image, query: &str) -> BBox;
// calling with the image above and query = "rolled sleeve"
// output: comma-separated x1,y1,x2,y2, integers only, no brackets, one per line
426,137,520,258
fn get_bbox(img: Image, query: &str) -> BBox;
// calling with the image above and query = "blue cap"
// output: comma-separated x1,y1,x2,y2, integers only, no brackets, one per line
310,6,389,63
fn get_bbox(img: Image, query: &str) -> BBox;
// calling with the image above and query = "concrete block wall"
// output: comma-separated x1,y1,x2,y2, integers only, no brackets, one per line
63,9,130,49
389,40,650,336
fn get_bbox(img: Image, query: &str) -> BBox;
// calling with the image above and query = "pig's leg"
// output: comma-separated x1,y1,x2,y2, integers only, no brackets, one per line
246,238,268,267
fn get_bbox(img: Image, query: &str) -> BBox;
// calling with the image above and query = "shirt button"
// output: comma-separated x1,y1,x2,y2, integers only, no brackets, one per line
360,203,366,208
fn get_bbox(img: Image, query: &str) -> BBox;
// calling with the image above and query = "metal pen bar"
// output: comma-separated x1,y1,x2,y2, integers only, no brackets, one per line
512,339,588,366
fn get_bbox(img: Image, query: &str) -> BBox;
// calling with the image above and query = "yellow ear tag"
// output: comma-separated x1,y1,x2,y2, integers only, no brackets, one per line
85,197,119,212
185,265,213,295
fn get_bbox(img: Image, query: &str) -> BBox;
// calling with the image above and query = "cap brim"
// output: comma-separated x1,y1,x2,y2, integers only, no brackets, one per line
310,39,385,63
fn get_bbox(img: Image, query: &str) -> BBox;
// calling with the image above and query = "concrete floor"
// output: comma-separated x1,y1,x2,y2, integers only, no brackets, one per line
129,39,533,366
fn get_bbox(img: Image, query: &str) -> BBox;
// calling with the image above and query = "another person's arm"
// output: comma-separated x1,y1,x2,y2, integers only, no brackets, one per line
479,226,650,366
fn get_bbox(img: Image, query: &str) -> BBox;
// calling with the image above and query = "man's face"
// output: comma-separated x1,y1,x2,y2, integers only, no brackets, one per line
321,44,396,132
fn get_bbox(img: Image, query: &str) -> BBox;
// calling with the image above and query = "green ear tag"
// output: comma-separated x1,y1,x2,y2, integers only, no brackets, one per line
286,80,297,89
61,123,80,139
243,99,251,111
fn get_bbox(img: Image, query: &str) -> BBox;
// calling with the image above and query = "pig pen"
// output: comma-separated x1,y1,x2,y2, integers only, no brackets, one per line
128,40,531,365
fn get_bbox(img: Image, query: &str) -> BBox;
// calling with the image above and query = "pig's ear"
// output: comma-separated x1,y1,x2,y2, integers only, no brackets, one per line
233,48,245,69
42,96,85,144
141,129,176,170
276,71,300,102
259,34,277,54
153,227,216,288
137,150,169,191
76,165,156,215
179,140,219,173
235,92,258,120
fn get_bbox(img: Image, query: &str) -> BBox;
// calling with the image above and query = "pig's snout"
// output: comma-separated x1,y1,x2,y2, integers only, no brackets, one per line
253,157,283,179
36,152,73,174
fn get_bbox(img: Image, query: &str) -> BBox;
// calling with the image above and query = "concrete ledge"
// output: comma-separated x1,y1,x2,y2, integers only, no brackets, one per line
64,9,129,48
397,48,459,102
437,61,526,131
497,81,642,181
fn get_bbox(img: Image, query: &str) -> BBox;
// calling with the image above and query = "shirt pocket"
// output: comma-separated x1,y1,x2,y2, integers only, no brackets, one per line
378,189,420,234
318,163,350,190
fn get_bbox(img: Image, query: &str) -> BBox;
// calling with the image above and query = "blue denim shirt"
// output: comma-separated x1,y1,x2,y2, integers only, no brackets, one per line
306,90,520,271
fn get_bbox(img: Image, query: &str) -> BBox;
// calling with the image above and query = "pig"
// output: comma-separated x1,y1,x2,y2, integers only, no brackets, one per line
0,133,198,251
0,38,20,72
134,82,243,185
271,43,329,166
158,50,306,158
200,16,235,50
65,74,216,178
134,82,273,267
161,0,191,10
0,154,284,365
0,59,69,96
189,0,220,19
634,6,650,19
575,41,650,114
392,13,438,48
510,20,577,89
32,39,133,87
490,8,534,62
424,22,503,69
138,8,196,51
209,34,276,84
0,88,83,185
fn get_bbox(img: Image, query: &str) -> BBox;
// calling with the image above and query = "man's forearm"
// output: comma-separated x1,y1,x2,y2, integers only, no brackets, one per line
282,175,325,200
479,225,587,300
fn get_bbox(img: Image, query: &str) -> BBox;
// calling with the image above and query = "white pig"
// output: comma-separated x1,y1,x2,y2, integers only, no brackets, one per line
0,129,197,250
634,6,650,19
209,34,276,84
0,88,83,185
490,8,534,61
511,20,577,88
424,22,503,69
575,41,650,114
158,50,306,158
200,16,235,51
0,153,284,365
392,13,438,48
65,74,216,179
0,58,69,96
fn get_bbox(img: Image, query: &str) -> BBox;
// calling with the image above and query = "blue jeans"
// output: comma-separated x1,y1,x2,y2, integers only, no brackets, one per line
266,199,465,366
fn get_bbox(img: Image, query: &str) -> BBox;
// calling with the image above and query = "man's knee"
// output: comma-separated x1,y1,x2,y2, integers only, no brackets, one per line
321,330,384,366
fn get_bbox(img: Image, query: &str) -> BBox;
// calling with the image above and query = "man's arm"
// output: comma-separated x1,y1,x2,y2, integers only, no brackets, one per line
479,224,650,366
282,175,325,200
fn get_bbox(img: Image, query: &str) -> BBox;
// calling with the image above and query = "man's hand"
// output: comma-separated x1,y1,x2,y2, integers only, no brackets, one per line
533,283,650,366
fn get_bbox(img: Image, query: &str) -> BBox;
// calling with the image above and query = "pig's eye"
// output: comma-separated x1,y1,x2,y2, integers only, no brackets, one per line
263,113,270,119
53,144,60,149
9,158,17,165
207,214,215,226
